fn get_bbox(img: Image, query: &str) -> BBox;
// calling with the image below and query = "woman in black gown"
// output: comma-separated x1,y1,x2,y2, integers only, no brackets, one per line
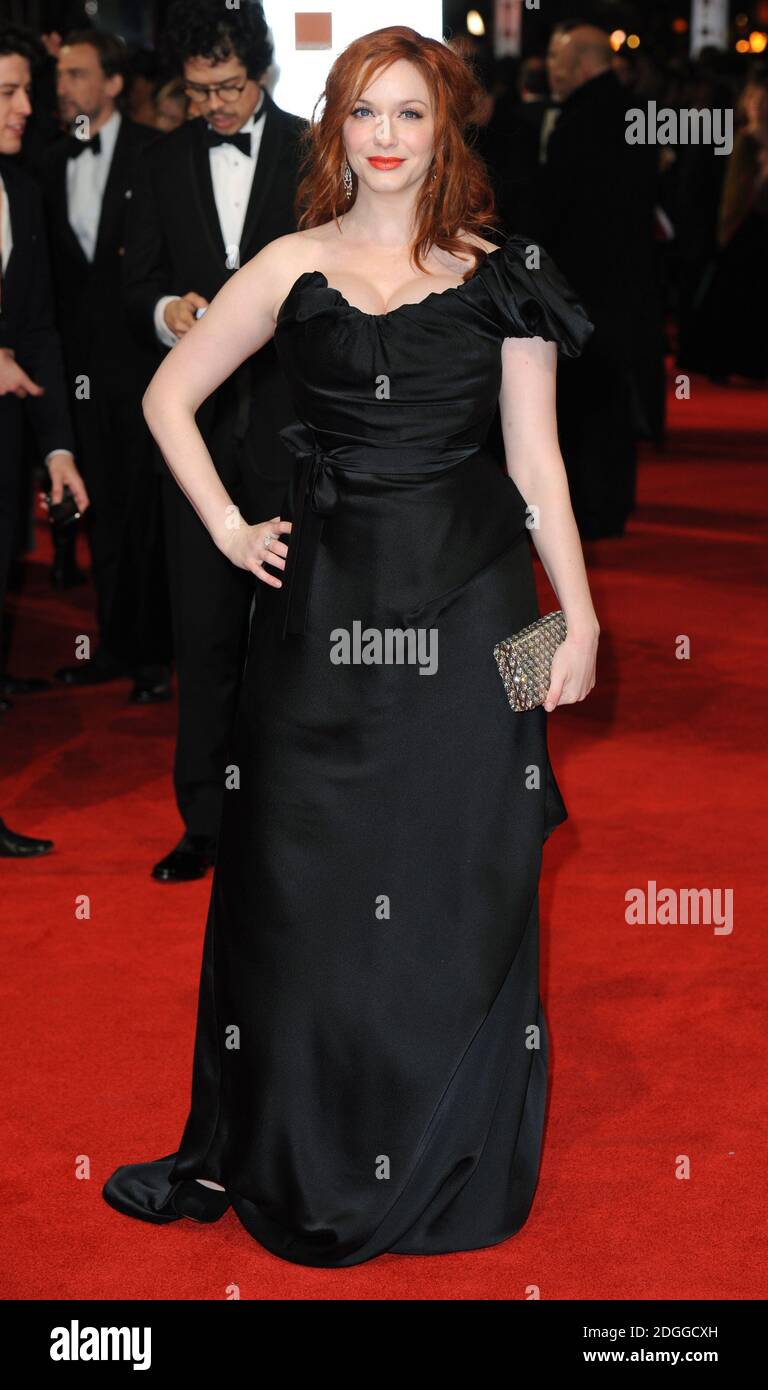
103,27,600,1268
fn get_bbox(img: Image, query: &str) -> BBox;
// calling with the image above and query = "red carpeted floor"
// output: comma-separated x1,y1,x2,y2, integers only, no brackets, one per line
2,366,766,1300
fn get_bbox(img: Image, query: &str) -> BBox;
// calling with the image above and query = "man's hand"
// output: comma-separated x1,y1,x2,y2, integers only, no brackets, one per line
0,348,45,398
45,453,90,513
164,292,209,338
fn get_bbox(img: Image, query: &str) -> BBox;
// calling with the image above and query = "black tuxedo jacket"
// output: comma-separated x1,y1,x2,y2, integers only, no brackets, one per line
122,89,307,481
0,156,74,459
41,115,160,387
522,70,665,438
524,72,661,351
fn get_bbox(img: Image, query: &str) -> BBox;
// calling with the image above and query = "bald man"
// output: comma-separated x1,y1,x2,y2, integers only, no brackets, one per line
525,22,665,538
547,23,613,104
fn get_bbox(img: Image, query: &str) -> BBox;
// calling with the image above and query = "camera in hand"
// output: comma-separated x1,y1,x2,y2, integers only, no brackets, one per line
43,483,81,528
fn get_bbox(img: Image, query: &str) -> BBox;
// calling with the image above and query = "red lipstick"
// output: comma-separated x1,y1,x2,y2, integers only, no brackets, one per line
367,157,405,169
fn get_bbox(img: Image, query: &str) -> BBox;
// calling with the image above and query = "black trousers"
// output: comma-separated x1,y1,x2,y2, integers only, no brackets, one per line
68,364,154,651
102,426,174,678
0,399,24,667
556,341,637,536
161,390,292,840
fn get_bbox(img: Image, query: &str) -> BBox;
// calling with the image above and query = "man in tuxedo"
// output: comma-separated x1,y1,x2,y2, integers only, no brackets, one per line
481,58,553,235
0,24,88,857
123,0,305,882
41,28,163,694
524,21,665,538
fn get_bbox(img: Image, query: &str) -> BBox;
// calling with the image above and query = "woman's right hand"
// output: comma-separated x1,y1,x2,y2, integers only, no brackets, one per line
221,516,292,588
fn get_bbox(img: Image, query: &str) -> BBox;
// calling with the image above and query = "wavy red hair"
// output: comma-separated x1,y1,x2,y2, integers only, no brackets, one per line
294,26,500,278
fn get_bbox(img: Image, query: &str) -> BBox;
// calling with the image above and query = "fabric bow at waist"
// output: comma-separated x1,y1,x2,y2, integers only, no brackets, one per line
275,419,481,638
280,418,343,518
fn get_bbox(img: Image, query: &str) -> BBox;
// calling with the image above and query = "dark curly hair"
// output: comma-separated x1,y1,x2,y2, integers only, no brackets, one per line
0,24,45,68
161,0,273,80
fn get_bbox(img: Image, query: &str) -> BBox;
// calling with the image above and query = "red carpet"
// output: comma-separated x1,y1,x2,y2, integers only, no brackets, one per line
2,366,765,1300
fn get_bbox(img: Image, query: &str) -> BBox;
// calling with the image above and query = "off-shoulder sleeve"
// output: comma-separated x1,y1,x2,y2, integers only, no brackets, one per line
481,232,595,359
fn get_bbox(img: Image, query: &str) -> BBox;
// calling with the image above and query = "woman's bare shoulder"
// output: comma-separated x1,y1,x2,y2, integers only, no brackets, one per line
241,226,340,320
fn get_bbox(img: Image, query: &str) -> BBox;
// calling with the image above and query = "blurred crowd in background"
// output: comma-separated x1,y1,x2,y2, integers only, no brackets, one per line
15,19,768,389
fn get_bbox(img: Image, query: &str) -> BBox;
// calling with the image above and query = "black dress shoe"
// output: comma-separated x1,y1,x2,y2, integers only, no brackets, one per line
152,832,217,882
0,672,53,696
129,677,173,704
0,816,54,857
55,650,127,685
102,1153,230,1225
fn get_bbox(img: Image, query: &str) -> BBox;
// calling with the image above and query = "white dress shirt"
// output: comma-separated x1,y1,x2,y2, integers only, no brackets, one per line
539,104,561,163
66,108,122,261
0,170,12,273
0,172,72,464
153,94,266,348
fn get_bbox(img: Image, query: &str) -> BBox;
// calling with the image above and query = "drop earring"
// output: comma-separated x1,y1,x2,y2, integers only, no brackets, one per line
342,159,353,199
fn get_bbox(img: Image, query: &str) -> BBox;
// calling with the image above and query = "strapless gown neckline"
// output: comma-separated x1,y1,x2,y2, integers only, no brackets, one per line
277,243,504,322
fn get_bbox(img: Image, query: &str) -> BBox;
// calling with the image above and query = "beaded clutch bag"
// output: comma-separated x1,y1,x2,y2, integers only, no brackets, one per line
493,610,567,712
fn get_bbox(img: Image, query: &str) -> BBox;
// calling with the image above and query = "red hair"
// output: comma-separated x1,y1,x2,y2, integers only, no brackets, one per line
294,26,500,278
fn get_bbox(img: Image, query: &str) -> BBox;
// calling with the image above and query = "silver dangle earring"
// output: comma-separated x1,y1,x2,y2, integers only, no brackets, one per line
342,159,353,199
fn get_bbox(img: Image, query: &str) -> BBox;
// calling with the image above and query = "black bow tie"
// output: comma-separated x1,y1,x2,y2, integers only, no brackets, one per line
69,132,102,158
204,102,265,156
205,129,251,156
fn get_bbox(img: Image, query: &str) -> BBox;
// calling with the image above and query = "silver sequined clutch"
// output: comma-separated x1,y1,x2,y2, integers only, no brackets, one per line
493,610,567,712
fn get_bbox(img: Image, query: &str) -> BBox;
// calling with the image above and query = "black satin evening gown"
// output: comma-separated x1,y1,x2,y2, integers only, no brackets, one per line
103,232,594,1267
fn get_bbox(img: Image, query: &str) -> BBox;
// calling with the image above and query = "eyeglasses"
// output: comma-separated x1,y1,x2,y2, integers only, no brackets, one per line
182,79,248,104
